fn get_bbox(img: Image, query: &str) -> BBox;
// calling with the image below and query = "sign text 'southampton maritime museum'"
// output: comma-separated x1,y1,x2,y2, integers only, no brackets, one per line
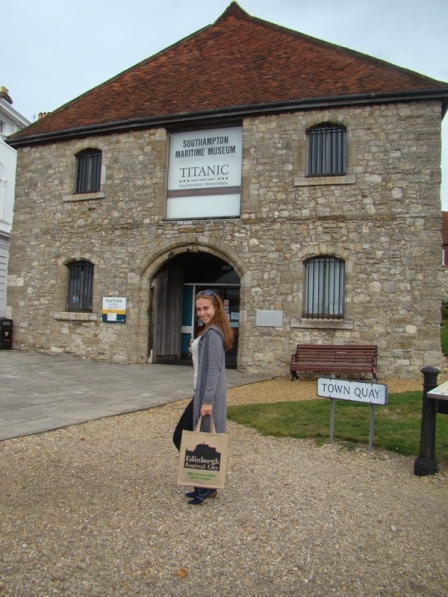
167,127,243,219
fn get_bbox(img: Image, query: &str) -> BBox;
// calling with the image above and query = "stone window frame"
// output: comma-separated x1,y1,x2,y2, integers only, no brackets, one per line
294,113,356,187
291,244,354,330
54,255,99,322
63,142,106,203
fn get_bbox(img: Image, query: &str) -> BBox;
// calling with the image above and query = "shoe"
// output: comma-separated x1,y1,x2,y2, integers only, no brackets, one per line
185,488,218,499
187,489,217,505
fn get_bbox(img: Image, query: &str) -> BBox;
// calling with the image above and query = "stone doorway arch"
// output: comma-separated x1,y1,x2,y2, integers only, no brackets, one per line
145,248,241,367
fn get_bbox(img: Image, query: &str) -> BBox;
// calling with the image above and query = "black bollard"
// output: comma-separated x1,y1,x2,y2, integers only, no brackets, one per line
414,366,440,476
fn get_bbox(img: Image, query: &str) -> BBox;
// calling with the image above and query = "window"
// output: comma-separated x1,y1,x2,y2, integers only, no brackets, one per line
303,256,345,319
66,261,94,312
307,124,346,177
75,149,102,193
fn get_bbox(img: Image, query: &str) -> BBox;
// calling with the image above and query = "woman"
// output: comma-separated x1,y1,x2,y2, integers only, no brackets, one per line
173,289,234,505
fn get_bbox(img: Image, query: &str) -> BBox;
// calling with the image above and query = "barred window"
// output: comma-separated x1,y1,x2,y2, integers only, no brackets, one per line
75,148,102,193
66,260,94,312
303,256,345,319
307,124,346,177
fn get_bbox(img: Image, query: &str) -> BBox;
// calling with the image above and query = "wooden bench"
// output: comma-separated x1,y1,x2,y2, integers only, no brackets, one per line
290,344,378,382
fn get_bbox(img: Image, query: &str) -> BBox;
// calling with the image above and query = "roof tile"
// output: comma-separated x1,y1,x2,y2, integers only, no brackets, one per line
10,2,448,143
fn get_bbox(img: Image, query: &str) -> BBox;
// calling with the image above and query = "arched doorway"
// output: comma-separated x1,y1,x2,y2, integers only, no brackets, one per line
149,251,240,368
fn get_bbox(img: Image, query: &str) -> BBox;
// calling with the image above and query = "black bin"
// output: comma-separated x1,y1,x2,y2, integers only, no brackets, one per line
0,318,13,349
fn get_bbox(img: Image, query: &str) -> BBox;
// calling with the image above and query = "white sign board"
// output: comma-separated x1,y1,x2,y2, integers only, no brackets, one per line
166,127,243,219
102,297,127,323
256,310,283,327
318,378,388,405
427,381,448,401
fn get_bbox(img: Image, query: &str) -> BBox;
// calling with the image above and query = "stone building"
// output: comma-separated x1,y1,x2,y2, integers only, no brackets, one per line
7,3,448,378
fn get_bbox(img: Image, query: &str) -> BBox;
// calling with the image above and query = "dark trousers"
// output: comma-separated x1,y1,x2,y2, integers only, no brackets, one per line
172,398,194,451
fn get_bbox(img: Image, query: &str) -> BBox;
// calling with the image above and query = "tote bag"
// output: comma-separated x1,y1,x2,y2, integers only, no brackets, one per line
177,415,228,489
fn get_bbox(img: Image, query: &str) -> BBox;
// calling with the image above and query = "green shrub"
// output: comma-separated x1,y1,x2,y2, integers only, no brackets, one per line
442,299,448,322
441,326,448,356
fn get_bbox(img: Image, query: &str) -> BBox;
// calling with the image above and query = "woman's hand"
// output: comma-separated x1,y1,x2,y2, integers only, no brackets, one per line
200,404,213,417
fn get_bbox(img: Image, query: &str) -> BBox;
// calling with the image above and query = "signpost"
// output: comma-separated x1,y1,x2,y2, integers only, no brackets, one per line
317,378,388,451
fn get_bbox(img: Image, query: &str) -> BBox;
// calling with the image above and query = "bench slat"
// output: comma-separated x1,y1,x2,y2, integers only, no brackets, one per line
290,344,377,381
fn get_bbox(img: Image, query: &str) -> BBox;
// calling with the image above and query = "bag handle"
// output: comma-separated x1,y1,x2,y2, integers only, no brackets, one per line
194,414,216,434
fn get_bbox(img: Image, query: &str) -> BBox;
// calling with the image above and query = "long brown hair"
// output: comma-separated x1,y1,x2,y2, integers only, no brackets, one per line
196,290,234,351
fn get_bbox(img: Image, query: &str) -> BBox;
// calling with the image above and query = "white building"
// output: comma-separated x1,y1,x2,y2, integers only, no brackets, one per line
0,87,30,317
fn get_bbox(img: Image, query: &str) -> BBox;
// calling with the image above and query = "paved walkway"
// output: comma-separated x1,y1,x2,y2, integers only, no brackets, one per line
0,350,270,441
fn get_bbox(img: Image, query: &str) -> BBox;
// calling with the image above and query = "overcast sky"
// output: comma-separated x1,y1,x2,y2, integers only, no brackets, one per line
4,0,448,207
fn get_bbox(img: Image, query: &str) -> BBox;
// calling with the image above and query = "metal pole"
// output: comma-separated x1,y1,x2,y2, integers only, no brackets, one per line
368,404,375,452
330,398,335,443
414,366,440,476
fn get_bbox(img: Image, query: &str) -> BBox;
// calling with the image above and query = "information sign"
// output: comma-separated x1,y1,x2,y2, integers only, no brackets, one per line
102,297,127,323
427,381,448,401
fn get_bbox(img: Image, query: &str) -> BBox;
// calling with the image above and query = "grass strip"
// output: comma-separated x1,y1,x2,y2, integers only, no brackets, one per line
227,391,448,461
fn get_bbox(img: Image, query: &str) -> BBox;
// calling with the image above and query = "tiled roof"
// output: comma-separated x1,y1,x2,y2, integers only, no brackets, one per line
9,2,448,146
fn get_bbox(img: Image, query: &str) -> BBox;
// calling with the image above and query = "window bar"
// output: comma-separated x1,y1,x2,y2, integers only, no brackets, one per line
323,258,329,316
317,132,323,176
91,156,98,192
336,129,341,174
330,128,336,175
319,257,324,317
80,266,86,310
84,154,90,192
326,132,332,176
310,259,315,317
83,264,93,311
82,154,88,192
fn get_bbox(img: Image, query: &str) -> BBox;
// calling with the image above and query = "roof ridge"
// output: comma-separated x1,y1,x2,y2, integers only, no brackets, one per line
214,2,251,24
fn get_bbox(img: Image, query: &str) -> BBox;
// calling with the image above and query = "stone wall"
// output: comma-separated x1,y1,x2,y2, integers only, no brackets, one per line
7,101,443,378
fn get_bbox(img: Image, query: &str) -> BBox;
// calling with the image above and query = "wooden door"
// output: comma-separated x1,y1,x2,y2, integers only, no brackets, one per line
152,264,184,363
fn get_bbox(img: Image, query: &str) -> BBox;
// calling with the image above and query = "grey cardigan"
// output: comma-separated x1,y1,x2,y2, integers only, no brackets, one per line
192,324,227,434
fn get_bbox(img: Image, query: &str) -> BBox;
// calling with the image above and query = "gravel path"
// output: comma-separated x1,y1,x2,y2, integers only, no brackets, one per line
1,377,447,596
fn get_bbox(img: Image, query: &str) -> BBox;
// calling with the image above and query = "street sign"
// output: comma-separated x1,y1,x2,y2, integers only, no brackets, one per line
317,378,388,451
317,378,388,405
